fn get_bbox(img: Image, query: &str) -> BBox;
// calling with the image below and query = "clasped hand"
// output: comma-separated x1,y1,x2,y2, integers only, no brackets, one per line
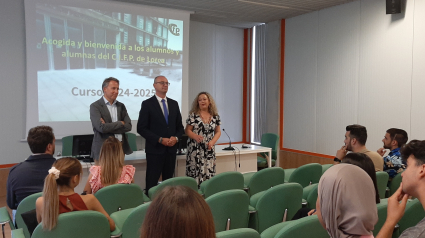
162,137,177,147
194,135,213,150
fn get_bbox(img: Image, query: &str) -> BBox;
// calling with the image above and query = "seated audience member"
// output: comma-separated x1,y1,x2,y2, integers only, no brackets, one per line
334,124,384,171
377,140,425,238
294,153,381,220
140,185,216,238
7,126,56,219
377,128,408,179
83,136,135,194
317,164,378,238
35,157,115,231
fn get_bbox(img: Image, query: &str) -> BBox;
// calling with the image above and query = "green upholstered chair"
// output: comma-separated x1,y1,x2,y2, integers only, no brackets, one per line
321,164,333,175
273,215,329,238
302,183,318,209
199,171,244,198
15,192,43,238
110,202,150,238
11,229,25,238
249,183,303,233
61,135,73,156
388,173,402,197
244,167,285,198
374,200,388,236
283,169,295,183
32,211,112,238
216,228,261,238
206,190,250,233
0,207,14,238
125,132,138,152
260,220,291,238
242,172,256,188
376,171,390,199
287,163,322,188
398,199,425,234
95,184,146,215
148,177,198,199
257,133,279,168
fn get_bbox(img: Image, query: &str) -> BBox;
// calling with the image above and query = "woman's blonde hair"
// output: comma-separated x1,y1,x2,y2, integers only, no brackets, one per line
98,136,125,186
189,92,218,116
42,157,82,230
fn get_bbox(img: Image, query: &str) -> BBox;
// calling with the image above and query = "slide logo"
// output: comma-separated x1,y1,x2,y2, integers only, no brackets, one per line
168,24,180,36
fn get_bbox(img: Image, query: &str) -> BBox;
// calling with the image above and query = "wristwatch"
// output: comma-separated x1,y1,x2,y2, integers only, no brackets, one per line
334,157,341,163
159,137,163,143
175,137,179,142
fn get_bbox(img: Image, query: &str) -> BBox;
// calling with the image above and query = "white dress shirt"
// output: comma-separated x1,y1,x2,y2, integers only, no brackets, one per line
103,96,123,141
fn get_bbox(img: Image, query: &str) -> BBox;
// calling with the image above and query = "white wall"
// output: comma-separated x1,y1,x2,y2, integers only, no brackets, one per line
189,21,244,144
284,0,422,155
0,2,244,165
0,0,33,164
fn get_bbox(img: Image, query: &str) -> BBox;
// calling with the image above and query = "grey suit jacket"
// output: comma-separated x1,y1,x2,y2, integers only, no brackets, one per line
90,97,132,160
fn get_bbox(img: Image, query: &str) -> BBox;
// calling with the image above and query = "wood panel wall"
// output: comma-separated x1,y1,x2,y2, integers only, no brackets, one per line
279,150,333,169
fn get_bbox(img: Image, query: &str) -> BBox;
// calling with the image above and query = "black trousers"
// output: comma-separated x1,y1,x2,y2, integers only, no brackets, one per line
145,152,176,193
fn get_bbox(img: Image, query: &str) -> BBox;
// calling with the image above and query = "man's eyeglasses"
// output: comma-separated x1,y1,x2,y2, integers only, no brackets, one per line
155,82,170,86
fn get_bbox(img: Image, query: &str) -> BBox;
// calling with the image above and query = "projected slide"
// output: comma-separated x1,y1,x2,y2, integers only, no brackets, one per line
32,2,183,122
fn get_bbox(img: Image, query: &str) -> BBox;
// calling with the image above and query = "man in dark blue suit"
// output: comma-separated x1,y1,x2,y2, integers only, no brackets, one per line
137,75,184,193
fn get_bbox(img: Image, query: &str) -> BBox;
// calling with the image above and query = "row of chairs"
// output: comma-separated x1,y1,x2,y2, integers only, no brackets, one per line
7,190,417,238
0,163,405,238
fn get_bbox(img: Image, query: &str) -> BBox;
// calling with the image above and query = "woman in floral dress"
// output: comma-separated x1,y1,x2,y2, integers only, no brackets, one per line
185,92,221,186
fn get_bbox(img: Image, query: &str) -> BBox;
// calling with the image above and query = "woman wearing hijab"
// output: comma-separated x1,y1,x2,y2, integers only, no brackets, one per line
316,163,378,238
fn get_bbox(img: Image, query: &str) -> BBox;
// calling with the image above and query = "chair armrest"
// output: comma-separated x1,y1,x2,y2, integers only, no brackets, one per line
110,225,122,238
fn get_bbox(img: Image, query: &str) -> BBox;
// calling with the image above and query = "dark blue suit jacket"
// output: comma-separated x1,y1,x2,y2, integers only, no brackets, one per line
137,96,184,154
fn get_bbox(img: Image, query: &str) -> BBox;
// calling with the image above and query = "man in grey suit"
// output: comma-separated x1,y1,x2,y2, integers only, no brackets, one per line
90,77,132,160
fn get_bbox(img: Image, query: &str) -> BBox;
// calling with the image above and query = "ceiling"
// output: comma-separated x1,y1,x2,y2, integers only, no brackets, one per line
114,0,358,28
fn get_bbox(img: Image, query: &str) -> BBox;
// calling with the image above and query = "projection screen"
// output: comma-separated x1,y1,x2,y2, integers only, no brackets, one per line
24,0,190,138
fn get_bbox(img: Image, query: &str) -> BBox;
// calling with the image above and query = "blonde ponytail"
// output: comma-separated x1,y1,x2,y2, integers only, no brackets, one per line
99,137,124,186
40,157,82,230
42,173,59,230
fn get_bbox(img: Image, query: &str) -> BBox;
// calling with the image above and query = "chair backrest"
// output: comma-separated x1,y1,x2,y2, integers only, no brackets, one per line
247,167,285,197
374,201,388,236
121,203,150,238
216,228,260,238
16,192,42,238
61,135,73,156
288,163,322,188
148,177,198,199
206,190,249,233
375,171,389,199
274,215,329,238
253,183,303,233
302,183,318,209
32,211,111,238
201,171,244,198
389,173,402,196
321,164,333,175
398,199,425,234
261,133,279,160
125,133,137,152
95,184,145,215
